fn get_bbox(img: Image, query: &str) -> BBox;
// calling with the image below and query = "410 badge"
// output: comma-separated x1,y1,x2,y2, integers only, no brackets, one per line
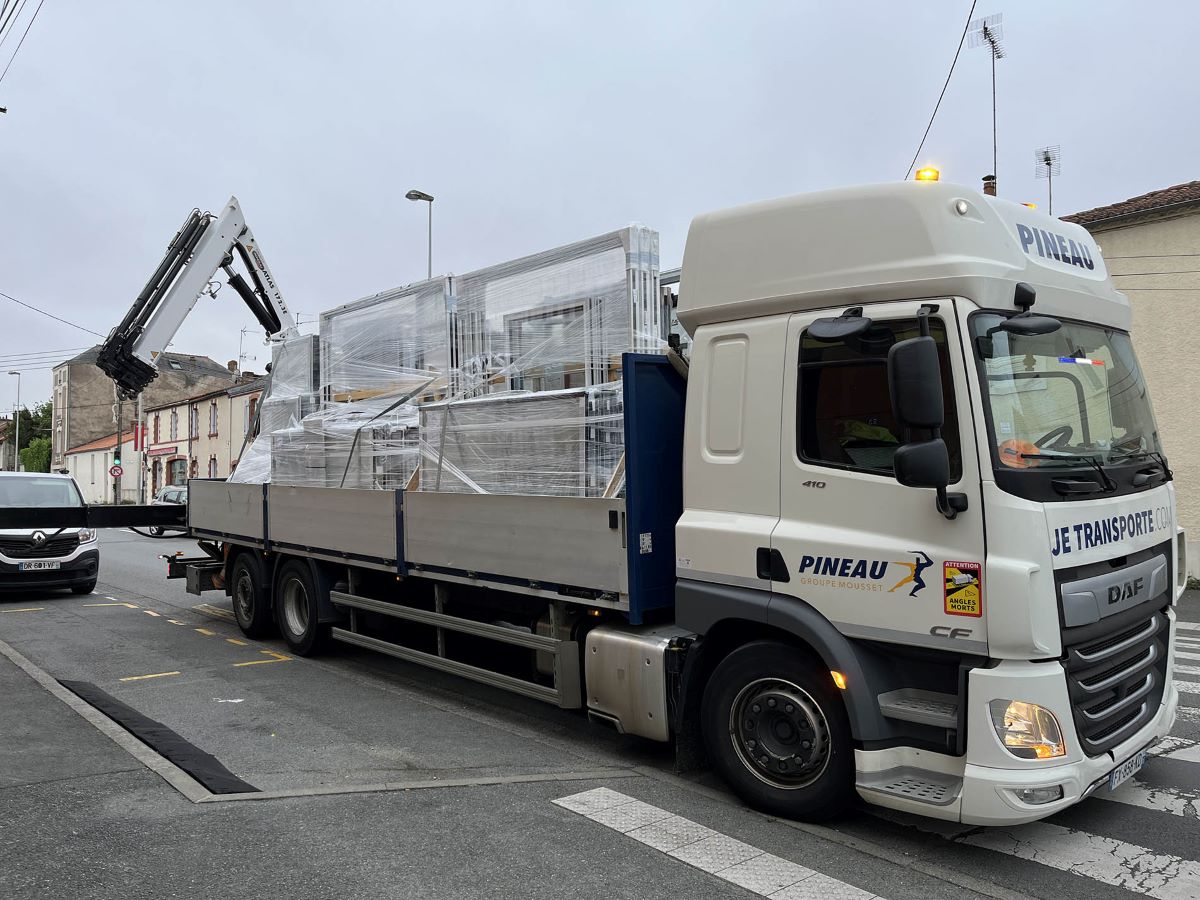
944,561,982,617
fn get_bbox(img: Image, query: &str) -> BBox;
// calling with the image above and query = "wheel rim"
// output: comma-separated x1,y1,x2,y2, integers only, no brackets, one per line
728,677,831,790
233,570,255,625
281,576,309,638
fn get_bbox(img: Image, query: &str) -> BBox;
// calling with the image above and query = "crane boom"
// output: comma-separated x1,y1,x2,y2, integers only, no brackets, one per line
96,196,297,398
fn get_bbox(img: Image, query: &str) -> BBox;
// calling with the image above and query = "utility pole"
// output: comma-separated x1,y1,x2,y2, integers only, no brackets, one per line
7,370,20,471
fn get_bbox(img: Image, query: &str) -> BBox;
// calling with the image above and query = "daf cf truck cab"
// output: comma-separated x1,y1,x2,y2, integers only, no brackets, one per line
673,181,1181,824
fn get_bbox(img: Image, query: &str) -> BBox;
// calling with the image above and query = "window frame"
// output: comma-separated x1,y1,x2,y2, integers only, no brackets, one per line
794,315,963,481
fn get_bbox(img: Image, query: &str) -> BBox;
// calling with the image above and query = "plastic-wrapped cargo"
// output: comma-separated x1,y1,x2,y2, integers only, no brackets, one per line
418,226,660,495
231,226,662,497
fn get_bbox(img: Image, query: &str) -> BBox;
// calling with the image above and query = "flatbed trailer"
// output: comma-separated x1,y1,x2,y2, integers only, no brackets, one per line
184,353,684,711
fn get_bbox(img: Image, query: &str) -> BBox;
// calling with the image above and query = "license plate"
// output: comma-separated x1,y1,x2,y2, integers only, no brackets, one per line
18,560,61,571
1108,749,1148,791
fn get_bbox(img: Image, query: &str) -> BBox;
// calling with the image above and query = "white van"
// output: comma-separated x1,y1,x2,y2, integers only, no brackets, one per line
0,472,99,594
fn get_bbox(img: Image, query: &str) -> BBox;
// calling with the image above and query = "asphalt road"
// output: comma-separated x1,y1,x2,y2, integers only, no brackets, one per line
1,529,1199,900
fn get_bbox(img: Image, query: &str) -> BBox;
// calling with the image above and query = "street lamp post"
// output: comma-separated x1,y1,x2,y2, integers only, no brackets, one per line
7,370,20,472
405,189,435,280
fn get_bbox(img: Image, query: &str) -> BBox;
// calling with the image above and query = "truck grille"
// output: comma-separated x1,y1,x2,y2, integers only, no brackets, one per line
0,534,80,559
1062,606,1169,756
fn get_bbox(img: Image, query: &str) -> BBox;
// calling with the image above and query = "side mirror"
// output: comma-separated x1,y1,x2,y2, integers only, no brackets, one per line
893,439,950,489
995,314,1061,337
887,336,943,428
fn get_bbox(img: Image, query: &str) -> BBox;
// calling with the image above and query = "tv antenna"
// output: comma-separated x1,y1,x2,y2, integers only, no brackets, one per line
1034,145,1062,215
969,13,1005,193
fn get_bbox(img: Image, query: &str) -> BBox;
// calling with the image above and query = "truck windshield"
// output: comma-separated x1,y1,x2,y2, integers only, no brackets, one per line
971,314,1161,471
0,477,83,508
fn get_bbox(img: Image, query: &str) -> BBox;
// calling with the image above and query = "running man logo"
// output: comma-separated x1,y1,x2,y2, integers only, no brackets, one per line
887,551,934,598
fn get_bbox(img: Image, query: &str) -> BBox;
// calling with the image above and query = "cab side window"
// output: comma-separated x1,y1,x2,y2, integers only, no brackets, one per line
797,317,961,479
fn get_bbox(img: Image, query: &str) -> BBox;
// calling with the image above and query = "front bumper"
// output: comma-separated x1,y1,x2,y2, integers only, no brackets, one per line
0,547,99,591
958,658,1179,825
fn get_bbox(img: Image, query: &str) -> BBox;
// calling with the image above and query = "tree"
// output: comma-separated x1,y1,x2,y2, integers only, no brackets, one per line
19,436,51,473
16,400,52,453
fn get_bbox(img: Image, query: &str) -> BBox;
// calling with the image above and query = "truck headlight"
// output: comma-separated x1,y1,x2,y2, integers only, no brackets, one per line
78,528,97,544
988,700,1066,759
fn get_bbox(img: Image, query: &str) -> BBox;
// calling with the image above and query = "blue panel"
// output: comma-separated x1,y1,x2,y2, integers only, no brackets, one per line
622,353,687,624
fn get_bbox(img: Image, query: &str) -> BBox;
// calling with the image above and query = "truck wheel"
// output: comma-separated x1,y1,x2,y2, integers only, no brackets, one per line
702,641,854,821
275,559,330,656
231,553,274,639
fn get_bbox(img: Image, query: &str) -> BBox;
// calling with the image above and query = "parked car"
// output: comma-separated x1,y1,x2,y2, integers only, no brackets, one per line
0,472,99,595
148,485,188,536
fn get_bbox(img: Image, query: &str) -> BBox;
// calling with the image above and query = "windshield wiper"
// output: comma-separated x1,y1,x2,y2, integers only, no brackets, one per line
1020,452,1117,492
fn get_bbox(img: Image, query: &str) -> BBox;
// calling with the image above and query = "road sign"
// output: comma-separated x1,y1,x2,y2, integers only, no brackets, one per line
109,464,124,478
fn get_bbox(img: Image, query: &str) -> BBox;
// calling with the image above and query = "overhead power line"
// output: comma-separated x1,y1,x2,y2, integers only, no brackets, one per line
0,346,87,360
0,289,105,337
903,0,979,180
0,0,45,86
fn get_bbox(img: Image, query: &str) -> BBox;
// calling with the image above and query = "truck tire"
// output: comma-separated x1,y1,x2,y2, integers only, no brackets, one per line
275,559,331,656
701,641,854,821
231,553,274,639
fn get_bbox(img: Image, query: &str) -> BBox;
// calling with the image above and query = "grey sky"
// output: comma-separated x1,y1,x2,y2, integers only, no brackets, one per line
2,0,1197,416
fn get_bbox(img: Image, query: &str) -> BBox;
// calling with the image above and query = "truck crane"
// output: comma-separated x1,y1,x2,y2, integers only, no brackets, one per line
96,196,297,399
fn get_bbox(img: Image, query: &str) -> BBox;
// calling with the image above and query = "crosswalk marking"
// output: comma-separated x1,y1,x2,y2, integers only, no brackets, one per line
554,788,880,899
1176,663,1200,676
1104,778,1200,818
1176,650,1200,662
1152,735,1200,762
959,822,1200,898
1177,621,1200,632
1175,680,1200,694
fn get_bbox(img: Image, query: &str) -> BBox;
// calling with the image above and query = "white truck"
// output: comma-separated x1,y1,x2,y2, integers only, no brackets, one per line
19,181,1180,826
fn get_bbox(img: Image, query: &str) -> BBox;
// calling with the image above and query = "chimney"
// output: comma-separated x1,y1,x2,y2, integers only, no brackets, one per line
982,174,997,196
227,360,238,374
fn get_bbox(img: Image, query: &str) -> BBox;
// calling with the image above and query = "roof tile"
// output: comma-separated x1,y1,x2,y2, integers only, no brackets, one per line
1064,181,1200,225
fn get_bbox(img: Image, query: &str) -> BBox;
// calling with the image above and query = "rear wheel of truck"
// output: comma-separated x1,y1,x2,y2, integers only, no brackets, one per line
275,559,330,657
702,641,854,821
231,553,274,639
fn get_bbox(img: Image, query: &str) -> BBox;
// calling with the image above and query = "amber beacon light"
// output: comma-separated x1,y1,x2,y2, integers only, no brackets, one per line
914,166,941,182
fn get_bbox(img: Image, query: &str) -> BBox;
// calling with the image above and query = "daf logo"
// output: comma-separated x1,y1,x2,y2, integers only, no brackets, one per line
1108,577,1145,605
30,531,47,548
931,625,973,640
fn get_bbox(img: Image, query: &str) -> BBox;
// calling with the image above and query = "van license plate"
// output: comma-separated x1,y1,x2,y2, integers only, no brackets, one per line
18,560,60,571
1108,749,1148,791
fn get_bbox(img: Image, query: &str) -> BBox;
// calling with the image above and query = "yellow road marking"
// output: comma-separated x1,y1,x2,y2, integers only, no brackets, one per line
225,638,248,646
195,627,216,636
119,671,181,682
193,603,235,622
233,650,291,667
105,597,138,607
144,610,162,617
1,607,44,613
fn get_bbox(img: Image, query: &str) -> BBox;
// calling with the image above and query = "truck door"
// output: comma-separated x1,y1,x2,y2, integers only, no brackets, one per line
772,300,987,656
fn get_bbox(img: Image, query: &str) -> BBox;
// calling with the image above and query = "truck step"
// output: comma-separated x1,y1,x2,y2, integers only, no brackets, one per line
857,767,962,807
877,689,958,729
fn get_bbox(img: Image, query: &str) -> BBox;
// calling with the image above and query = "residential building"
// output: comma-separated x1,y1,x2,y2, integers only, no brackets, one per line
0,417,15,471
64,431,142,504
1064,180,1200,572
144,376,266,495
51,348,237,471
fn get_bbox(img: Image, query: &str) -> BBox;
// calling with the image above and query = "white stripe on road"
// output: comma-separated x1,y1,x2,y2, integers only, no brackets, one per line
1176,651,1200,662
1152,736,1200,762
1177,621,1200,632
960,822,1200,898
1175,664,1200,677
553,788,880,899
1179,706,1200,724
1104,779,1200,818
1175,680,1200,695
